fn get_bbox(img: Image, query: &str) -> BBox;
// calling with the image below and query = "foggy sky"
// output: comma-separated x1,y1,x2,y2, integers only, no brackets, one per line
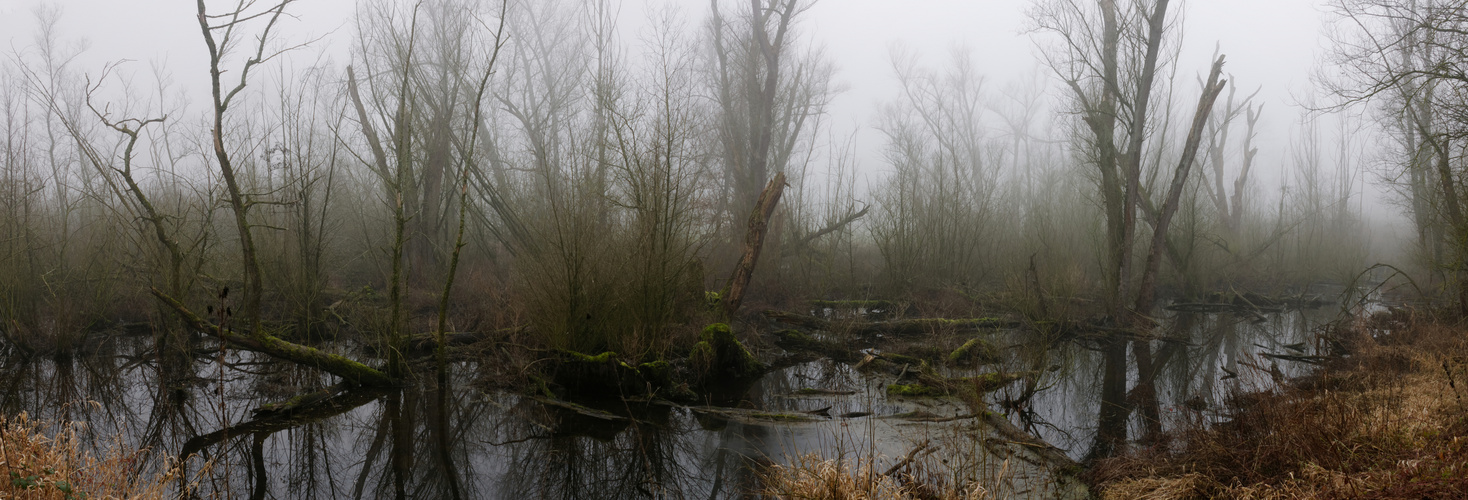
3,0,1388,227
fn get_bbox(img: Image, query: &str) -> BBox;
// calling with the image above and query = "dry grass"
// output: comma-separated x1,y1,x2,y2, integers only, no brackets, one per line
1091,312,1468,499
0,412,180,499
761,454,994,500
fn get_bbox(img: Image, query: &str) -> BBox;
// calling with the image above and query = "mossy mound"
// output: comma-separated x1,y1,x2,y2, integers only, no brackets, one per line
690,323,766,390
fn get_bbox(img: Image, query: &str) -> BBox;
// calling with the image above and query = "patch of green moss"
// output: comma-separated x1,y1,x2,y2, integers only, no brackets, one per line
886,383,944,397
749,412,822,422
774,329,811,344
562,350,616,363
956,372,1023,394
949,337,1001,366
689,341,715,373
883,353,924,366
636,360,671,388
699,323,764,377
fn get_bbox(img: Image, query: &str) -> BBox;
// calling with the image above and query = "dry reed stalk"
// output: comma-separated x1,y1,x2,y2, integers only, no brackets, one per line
0,412,181,499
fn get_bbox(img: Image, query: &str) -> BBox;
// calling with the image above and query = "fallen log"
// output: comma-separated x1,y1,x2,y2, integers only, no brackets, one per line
1260,352,1330,364
151,287,395,387
883,439,933,476
980,411,1081,474
762,310,1019,336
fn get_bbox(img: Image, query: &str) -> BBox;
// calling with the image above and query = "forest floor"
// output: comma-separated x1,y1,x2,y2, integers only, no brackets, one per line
1087,309,1468,499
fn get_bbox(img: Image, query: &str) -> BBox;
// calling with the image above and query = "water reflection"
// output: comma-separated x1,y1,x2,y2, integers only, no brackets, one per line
0,305,1339,498
1013,306,1337,458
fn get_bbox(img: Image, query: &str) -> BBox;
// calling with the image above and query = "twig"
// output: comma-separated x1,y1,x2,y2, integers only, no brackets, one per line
882,439,932,476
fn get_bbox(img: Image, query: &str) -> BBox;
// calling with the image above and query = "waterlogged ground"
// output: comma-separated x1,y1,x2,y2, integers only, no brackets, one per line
0,303,1342,498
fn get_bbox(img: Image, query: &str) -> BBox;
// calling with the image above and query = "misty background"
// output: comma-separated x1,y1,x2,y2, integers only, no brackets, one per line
0,0,1395,236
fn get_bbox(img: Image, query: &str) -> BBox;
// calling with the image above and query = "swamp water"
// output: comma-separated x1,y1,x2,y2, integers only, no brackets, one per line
1,304,1342,498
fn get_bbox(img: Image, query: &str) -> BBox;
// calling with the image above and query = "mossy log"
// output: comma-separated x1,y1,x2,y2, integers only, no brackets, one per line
252,383,351,416
949,337,1002,367
151,287,394,387
688,406,825,424
530,395,629,422
980,410,1082,474
885,372,1026,398
763,310,1019,336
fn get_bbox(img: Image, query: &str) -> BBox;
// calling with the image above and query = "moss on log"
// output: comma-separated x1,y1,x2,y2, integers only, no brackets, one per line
150,287,394,387
949,337,1002,367
886,383,945,397
763,310,1019,336
884,372,1025,399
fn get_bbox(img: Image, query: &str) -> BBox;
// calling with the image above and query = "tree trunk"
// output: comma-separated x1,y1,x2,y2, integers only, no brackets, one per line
722,172,787,320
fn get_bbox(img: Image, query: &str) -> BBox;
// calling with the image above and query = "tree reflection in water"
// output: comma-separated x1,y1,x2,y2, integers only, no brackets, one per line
0,306,1340,498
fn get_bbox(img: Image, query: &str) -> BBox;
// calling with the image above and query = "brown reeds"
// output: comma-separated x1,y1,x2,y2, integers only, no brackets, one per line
761,454,993,500
1090,313,1468,499
0,412,180,499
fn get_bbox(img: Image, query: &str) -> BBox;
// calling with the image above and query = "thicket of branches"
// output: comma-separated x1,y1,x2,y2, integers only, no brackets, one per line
0,0,1375,367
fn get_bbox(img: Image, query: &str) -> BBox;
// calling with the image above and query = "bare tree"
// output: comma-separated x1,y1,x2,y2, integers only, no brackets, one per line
150,0,393,386
1033,0,1228,457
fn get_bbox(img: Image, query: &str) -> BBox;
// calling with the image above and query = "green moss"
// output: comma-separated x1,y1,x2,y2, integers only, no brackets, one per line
774,329,811,344
689,341,715,373
560,350,617,364
886,383,944,397
636,360,672,388
949,337,1001,366
748,412,822,422
700,323,764,376
689,323,765,392
956,372,1023,394
700,323,732,342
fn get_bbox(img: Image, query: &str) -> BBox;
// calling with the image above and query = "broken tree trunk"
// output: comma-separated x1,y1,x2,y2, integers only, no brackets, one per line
151,288,395,387
721,172,787,320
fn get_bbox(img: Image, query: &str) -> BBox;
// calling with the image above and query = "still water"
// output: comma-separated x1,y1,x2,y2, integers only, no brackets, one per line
0,305,1340,498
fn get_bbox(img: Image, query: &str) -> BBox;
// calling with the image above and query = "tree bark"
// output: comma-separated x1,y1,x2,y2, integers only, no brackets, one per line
722,172,787,319
1134,56,1228,315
